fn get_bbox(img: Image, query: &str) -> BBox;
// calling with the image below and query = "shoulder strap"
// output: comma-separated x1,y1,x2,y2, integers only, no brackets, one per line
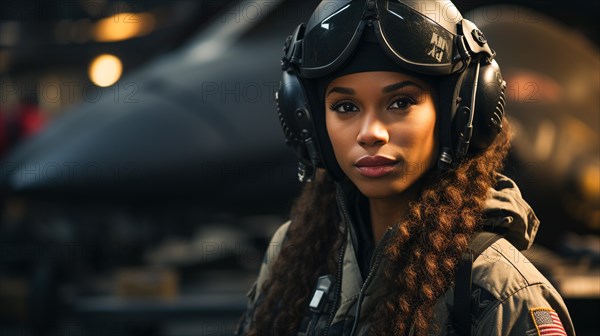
453,231,505,335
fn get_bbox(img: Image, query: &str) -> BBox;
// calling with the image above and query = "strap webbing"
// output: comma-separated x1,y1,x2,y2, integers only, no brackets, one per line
453,231,505,335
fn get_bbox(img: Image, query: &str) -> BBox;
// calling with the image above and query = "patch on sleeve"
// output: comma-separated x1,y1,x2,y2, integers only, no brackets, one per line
530,308,567,336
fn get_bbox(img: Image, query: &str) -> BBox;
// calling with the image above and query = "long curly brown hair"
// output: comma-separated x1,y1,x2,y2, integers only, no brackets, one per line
248,119,511,336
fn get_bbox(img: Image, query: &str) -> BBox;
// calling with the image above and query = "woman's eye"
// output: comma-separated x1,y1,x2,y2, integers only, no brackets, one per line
330,102,358,113
389,97,415,109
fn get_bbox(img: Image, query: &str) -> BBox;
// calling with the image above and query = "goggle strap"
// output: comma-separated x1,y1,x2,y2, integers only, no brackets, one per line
290,40,303,67
282,24,305,71
453,36,472,73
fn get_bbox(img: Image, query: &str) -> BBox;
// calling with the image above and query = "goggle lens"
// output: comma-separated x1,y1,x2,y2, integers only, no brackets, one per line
302,1,365,76
379,0,455,68
300,0,459,77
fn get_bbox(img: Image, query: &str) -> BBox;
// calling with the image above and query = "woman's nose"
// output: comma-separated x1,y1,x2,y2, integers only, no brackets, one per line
357,114,389,147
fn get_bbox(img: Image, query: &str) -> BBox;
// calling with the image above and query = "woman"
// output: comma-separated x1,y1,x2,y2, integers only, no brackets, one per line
237,1,575,335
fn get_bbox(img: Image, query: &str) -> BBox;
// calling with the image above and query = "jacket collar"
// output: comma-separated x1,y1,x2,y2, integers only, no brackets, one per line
482,173,540,250
335,173,540,251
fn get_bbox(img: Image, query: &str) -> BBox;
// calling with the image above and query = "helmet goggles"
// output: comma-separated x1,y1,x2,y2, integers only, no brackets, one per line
300,0,469,78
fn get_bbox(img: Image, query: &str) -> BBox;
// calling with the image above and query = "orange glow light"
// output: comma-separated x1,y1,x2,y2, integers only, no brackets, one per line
93,12,155,42
89,54,123,87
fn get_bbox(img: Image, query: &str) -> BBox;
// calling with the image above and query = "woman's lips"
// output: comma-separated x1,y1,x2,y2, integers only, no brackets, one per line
354,156,399,178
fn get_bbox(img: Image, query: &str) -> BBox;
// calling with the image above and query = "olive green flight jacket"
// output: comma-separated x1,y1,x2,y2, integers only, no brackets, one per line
237,174,576,335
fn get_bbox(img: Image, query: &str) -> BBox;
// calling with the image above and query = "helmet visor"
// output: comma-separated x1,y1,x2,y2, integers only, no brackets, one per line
299,0,460,77
301,1,366,78
377,0,457,74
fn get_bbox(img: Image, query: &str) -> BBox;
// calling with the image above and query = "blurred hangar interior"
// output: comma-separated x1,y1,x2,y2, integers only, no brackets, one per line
0,0,598,335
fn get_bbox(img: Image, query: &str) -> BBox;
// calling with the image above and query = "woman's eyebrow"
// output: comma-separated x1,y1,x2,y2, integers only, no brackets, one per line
382,81,424,94
327,81,424,97
326,87,355,97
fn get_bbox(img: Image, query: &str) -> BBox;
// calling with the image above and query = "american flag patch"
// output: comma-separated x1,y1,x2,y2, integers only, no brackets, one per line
530,308,567,336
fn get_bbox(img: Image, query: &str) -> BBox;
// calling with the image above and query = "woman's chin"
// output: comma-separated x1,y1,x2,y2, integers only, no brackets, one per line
354,182,411,200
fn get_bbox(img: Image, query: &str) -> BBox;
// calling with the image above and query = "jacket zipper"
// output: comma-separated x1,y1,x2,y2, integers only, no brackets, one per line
349,226,393,336
322,189,350,336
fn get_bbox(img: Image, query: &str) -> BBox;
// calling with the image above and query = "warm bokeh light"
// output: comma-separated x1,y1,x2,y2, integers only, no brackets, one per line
581,163,600,201
93,12,155,42
88,54,123,87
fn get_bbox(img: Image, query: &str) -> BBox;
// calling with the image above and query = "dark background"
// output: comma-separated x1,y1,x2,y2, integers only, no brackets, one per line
0,1,598,335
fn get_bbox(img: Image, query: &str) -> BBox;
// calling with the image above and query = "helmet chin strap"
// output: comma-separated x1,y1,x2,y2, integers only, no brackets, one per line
298,162,316,183
437,71,461,171
298,127,321,182
455,59,480,160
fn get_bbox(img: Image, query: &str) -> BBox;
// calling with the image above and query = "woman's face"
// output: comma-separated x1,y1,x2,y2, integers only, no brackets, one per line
325,71,438,199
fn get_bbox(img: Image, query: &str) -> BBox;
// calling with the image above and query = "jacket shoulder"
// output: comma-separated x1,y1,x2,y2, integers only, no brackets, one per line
262,221,291,263
236,221,291,335
470,239,575,335
473,238,549,299
255,221,291,297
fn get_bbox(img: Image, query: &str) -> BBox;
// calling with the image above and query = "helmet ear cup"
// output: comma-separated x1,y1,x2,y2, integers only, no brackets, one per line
453,58,506,156
277,23,324,181
278,24,346,182
277,70,347,182
277,71,321,168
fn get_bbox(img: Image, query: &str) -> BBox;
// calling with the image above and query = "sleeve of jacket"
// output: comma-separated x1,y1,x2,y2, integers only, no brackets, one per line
472,240,576,336
236,221,291,335
474,283,575,335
